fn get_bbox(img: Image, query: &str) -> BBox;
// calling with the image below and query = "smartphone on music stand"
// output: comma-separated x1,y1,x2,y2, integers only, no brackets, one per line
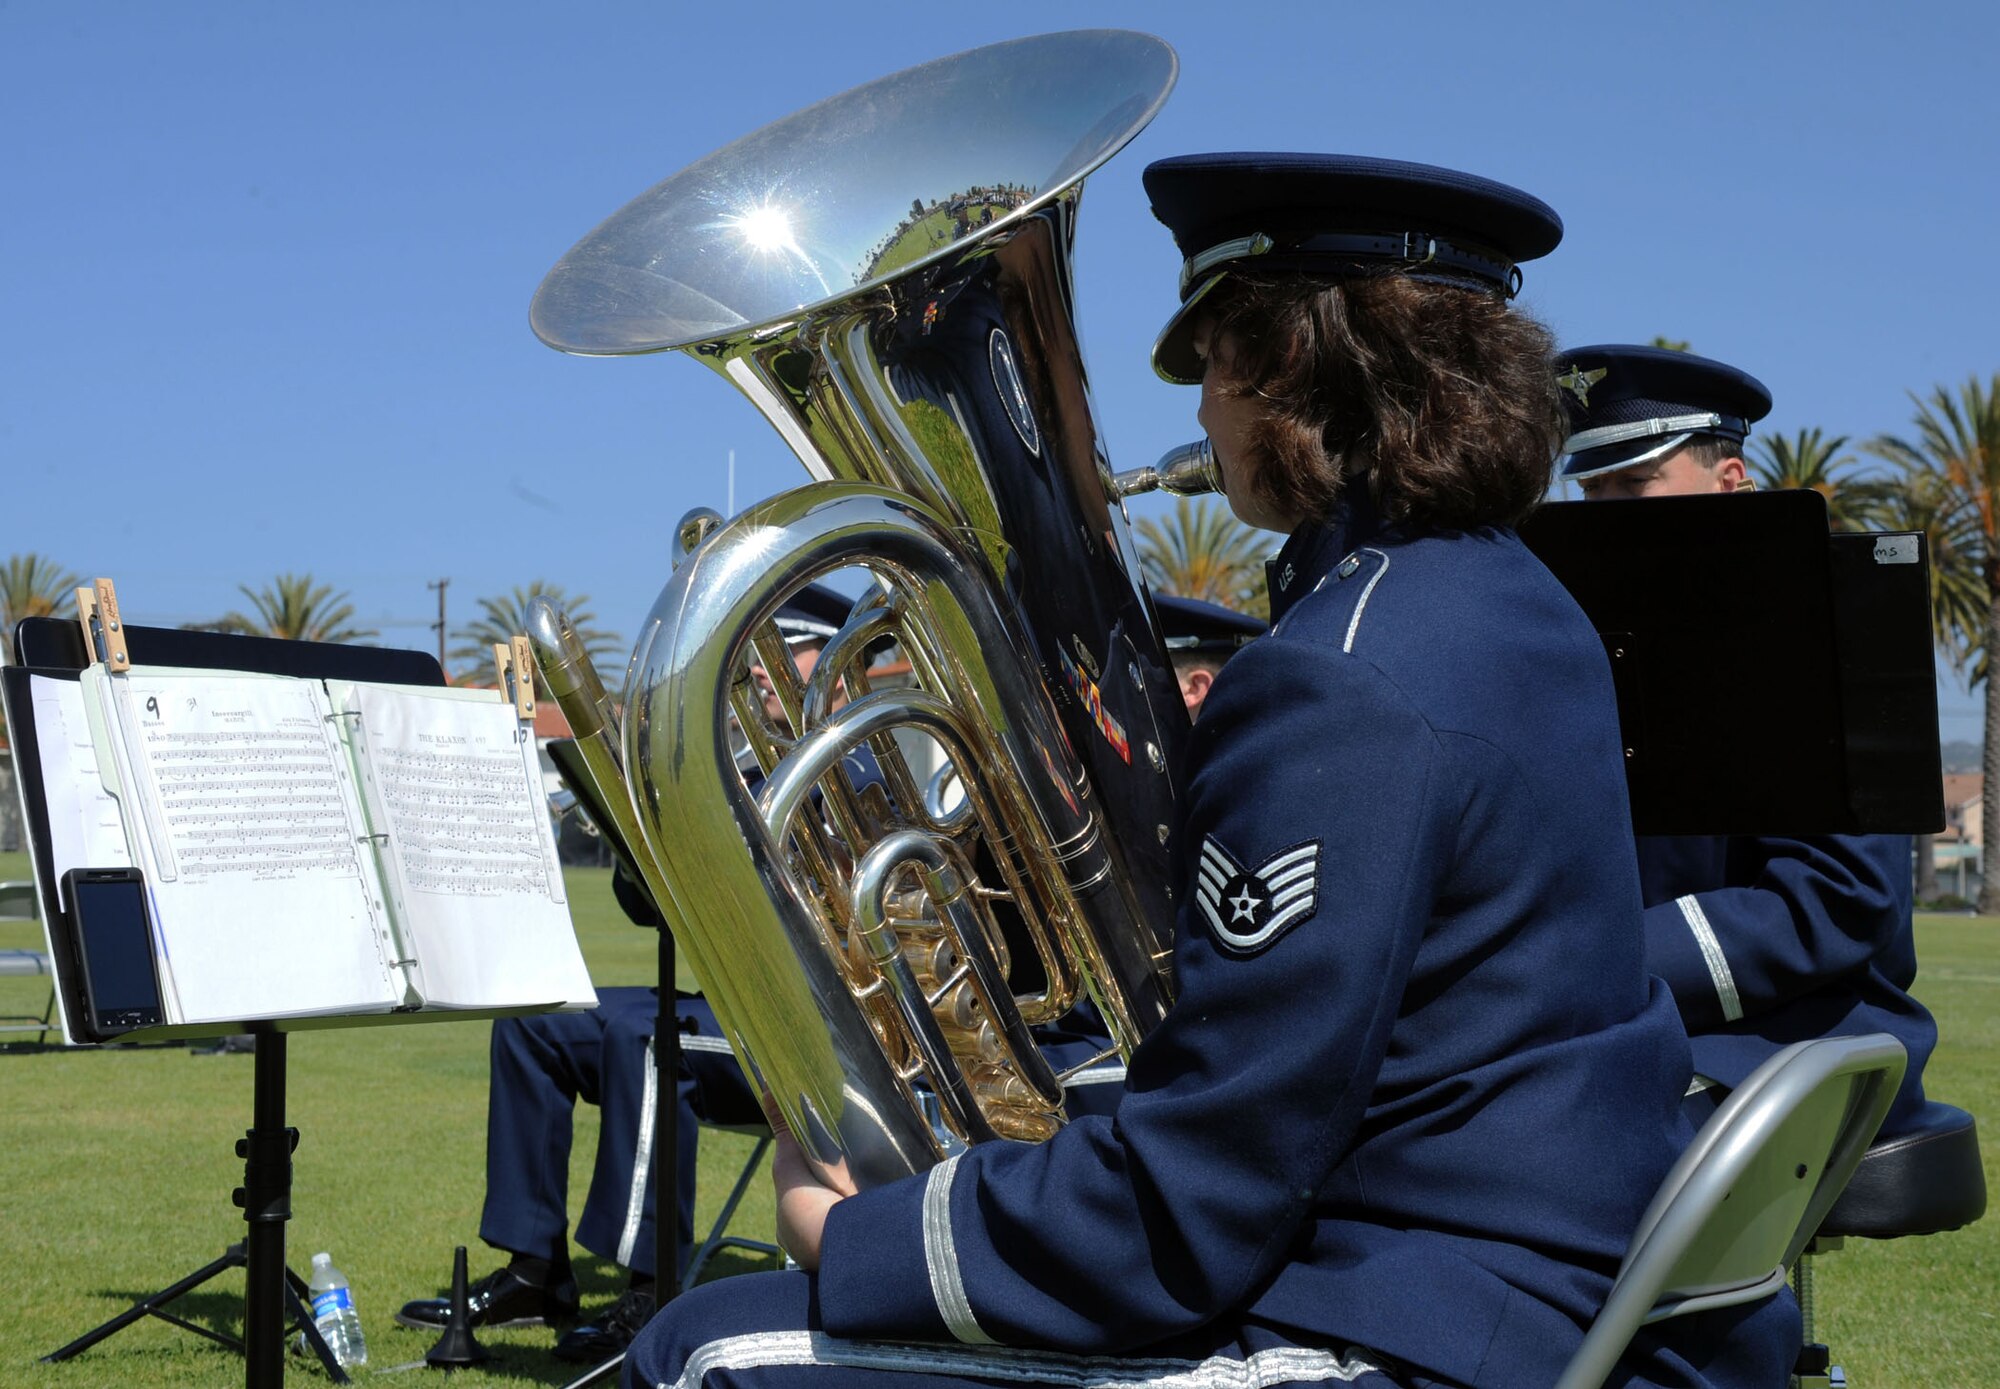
61,867,165,1040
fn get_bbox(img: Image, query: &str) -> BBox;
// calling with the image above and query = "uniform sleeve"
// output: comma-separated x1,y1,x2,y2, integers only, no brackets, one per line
816,639,1455,1352
1642,834,1911,1034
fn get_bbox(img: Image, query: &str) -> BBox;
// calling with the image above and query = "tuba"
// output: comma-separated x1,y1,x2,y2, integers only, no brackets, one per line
528,31,1197,1189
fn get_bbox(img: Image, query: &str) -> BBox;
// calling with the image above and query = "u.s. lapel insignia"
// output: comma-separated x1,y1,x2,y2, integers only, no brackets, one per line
1557,365,1608,407
1196,835,1322,954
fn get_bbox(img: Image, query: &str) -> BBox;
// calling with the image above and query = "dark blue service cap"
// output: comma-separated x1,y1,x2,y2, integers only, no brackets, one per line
1154,592,1267,657
1144,152,1564,384
774,582,851,644
1556,344,1773,480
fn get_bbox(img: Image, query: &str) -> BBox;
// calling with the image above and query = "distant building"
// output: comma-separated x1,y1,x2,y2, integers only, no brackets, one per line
1935,773,1983,899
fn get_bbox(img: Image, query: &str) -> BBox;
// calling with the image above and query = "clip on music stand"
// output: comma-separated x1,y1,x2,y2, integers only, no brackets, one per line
1519,489,1944,837
11,615,443,1388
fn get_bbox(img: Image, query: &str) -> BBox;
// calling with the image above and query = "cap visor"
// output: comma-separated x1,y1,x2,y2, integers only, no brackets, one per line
1151,272,1230,384
1560,432,1696,482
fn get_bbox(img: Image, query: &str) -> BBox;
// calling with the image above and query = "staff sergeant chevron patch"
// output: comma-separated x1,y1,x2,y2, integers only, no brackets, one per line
1195,835,1323,954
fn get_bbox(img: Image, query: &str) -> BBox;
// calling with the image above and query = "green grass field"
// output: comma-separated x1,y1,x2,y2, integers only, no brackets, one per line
0,853,1994,1386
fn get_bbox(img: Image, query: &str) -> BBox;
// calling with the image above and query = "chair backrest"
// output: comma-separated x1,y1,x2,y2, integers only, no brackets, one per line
1553,1034,1906,1389
0,881,37,921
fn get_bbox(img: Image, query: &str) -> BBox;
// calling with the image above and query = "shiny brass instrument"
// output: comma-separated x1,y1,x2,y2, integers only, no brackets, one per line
527,31,1190,1189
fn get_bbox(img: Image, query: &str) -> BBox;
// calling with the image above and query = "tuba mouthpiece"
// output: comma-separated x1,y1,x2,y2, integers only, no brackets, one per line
1108,438,1222,500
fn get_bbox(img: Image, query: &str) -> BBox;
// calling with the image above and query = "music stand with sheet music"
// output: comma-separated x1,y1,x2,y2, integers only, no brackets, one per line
9,612,487,1388
1518,489,1944,838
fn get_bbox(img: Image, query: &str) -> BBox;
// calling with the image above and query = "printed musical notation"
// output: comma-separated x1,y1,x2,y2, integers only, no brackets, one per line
380,745,549,898
140,721,357,881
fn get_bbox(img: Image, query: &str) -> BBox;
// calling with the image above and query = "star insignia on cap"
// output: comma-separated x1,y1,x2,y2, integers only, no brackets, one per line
1195,835,1322,955
1557,365,1608,407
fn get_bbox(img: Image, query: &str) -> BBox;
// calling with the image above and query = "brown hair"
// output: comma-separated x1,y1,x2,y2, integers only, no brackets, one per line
1201,272,1565,530
1676,435,1746,470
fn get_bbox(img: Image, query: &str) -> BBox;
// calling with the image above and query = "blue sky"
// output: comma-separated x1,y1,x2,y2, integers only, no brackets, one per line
4,3,1996,737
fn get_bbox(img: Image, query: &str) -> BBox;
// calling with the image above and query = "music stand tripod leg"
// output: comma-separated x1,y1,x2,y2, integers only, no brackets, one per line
559,1348,626,1389
40,1245,248,1362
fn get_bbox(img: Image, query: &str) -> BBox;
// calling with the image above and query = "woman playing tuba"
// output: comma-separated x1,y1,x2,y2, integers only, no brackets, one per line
620,154,1797,1389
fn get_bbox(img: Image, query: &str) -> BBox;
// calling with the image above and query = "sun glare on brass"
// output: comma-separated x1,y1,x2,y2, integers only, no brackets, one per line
726,201,799,256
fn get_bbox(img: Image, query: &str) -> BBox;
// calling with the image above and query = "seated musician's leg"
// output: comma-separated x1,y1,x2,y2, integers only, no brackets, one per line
551,987,677,1359
678,995,767,1127
563,991,767,1362
574,989,680,1276
621,1272,1412,1389
396,995,641,1330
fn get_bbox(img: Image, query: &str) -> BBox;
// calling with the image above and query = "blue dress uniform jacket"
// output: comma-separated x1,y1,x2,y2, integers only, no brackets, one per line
810,505,1794,1389
1636,833,1936,1134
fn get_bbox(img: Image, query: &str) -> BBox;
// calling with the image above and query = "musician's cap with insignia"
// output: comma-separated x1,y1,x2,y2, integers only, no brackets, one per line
773,583,849,645
1556,344,1773,481
1155,593,1267,658
1144,152,1564,385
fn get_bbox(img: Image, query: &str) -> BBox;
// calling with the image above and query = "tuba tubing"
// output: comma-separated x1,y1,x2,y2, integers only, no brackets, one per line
627,481,1171,1187
523,595,746,1058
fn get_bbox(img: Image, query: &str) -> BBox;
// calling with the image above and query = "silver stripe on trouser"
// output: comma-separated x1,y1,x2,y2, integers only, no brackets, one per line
658,1329,1393,1389
618,1036,659,1267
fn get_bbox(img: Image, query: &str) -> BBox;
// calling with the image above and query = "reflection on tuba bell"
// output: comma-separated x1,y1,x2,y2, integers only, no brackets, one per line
528,31,1191,1189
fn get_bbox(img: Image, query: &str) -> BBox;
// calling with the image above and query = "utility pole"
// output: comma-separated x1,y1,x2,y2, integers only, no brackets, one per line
427,578,449,673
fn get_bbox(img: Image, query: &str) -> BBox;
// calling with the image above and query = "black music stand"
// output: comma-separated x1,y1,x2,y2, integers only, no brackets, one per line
1519,490,1944,837
11,616,443,1389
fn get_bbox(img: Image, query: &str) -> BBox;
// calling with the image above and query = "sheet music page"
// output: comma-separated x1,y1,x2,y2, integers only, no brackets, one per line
338,681,594,1011
87,667,403,1023
29,676,132,901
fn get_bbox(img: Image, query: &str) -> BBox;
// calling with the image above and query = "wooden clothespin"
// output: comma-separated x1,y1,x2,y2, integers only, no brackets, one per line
493,636,536,721
75,577,131,672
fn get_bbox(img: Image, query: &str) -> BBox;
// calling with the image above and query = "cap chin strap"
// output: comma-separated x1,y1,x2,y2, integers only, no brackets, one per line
1178,229,1520,299
1561,411,1746,457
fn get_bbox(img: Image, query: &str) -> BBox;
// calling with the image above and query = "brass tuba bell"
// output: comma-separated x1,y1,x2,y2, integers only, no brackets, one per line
528,31,1196,1189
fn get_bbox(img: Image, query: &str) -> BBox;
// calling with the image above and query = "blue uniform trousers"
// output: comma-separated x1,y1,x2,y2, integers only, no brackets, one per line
482,987,762,1277
622,1271,1405,1389
481,989,1124,1278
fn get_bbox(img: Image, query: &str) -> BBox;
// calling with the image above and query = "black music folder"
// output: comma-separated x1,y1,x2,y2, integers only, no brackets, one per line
1519,490,1944,838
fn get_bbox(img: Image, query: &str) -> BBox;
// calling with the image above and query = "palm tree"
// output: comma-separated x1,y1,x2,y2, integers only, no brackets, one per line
1,553,82,749
217,574,378,644
1,552,82,633
1867,373,2000,911
1649,337,1692,353
1134,498,1272,620
1750,428,1892,531
1873,465,1985,901
450,581,621,689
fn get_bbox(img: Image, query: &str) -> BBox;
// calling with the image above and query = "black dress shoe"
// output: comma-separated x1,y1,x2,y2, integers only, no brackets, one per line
394,1264,580,1331
552,1286,658,1363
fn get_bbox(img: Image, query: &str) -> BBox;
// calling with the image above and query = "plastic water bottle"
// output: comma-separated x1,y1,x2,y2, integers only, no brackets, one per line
304,1251,368,1367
